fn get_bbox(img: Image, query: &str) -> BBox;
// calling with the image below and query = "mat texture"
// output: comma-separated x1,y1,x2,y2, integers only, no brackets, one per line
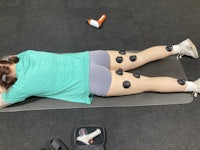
0,54,193,112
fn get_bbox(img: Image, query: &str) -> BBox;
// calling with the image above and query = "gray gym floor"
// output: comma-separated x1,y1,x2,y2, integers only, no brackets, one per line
0,0,200,149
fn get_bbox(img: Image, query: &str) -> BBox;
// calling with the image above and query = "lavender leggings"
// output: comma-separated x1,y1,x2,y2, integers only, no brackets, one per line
89,50,112,96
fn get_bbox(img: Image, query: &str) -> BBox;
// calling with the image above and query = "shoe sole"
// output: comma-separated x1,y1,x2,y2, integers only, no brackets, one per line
186,39,199,58
194,79,200,93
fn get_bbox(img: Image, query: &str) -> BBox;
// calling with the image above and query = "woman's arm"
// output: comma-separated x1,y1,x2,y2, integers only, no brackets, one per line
0,94,10,108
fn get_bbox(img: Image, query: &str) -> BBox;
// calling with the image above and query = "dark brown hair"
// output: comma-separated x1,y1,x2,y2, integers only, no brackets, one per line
0,56,19,91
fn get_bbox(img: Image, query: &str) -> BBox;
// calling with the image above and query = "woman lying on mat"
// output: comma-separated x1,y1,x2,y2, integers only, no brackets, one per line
0,39,199,108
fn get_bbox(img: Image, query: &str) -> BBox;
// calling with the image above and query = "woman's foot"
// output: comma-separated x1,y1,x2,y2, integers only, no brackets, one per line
192,78,200,97
176,39,199,59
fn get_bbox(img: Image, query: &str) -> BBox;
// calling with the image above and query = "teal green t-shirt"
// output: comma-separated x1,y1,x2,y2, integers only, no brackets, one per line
2,50,93,104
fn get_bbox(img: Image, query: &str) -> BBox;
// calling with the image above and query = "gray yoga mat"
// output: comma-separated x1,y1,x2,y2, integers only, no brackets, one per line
0,55,193,112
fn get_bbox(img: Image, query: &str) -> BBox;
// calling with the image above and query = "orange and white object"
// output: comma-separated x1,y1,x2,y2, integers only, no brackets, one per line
87,14,107,28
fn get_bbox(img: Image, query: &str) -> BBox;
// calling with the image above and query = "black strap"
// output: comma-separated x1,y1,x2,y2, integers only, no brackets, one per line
48,138,70,150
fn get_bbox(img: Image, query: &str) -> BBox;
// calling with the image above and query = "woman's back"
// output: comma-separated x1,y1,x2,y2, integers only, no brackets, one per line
2,50,92,104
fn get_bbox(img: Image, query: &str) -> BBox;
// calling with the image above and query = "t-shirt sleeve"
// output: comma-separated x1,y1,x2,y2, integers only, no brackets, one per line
2,86,30,104
0,94,11,108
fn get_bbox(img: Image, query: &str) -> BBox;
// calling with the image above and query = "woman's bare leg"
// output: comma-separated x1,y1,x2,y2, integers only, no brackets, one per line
106,71,188,96
107,39,198,71
107,46,172,71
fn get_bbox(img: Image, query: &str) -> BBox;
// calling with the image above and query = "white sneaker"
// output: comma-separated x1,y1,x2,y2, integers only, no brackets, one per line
177,39,199,59
193,78,200,97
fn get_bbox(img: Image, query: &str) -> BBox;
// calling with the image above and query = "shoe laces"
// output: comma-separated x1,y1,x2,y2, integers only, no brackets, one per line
192,92,198,97
177,54,183,60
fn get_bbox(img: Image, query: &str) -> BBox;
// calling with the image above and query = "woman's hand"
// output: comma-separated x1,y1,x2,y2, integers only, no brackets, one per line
0,94,10,108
